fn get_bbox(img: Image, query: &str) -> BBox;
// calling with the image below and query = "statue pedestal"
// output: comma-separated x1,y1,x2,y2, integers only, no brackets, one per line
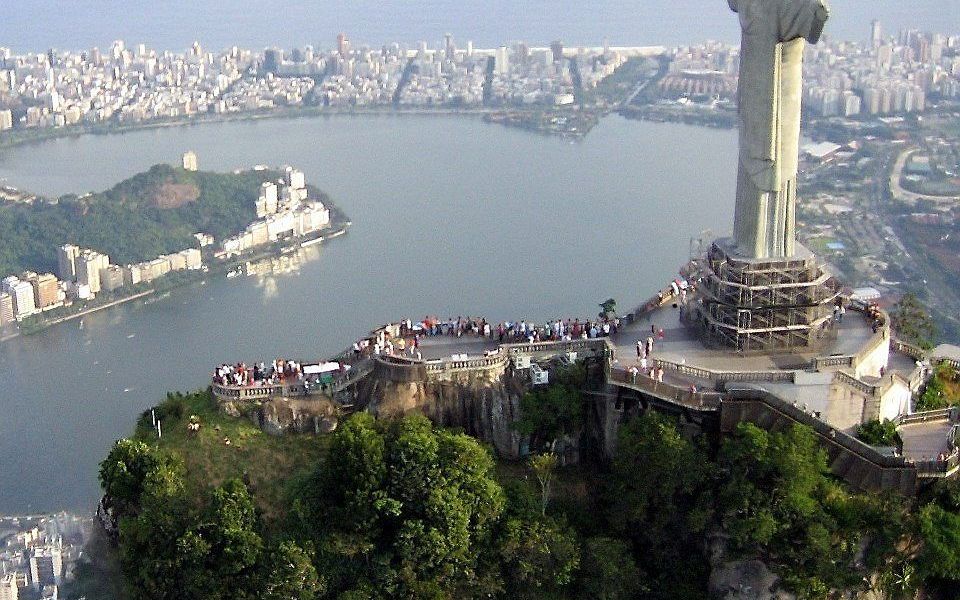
694,239,839,352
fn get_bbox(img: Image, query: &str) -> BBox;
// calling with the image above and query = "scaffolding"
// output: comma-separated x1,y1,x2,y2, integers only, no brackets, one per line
695,241,839,351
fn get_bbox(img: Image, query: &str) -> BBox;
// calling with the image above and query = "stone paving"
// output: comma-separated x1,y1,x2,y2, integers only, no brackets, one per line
610,300,877,373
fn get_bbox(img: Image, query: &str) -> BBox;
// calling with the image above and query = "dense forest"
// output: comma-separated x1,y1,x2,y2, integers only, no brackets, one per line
0,164,305,276
80,382,960,600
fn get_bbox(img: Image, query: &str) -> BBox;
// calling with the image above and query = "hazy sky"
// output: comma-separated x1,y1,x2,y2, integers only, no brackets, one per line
0,0,957,54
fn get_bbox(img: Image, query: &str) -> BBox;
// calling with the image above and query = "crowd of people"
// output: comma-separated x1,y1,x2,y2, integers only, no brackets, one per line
213,358,304,387
395,315,629,344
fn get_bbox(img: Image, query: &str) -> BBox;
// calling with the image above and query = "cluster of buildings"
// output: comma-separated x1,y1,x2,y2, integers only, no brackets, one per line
0,35,650,132
659,23,960,118
0,273,63,327
0,242,204,328
57,243,203,301
0,513,89,600
217,167,330,258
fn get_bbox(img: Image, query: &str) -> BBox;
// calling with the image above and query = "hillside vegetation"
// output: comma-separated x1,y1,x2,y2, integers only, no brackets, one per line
80,383,960,600
0,164,325,275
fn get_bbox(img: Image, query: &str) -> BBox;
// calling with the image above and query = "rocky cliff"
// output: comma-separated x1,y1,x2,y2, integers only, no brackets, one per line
356,362,526,457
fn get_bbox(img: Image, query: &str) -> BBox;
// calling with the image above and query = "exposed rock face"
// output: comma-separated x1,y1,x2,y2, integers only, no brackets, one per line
357,362,525,457
257,397,338,435
709,560,794,600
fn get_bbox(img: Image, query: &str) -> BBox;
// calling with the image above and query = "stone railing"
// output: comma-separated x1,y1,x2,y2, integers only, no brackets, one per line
909,451,960,478
608,366,722,411
834,370,878,396
892,339,926,361
811,355,855,370
501,338,613,358
374,352,508,380
212,380,307,400
723,386,912,470
423,354,508,372
897,407,959,426
653,359,797,384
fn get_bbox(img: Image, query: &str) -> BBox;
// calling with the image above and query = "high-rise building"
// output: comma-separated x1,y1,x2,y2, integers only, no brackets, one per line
871,19,882,49
0,292,14,325
256,182,279,217
29,545,63,591
100,265,125,292
57,244,80,281
337,33,350,58
550,40,565,63
181,150,198,171
28,273,60,309
11,280,38,318
263,48,283,73
76,250,110,294
286,167,306,190
0,573,18,600
0,294,9,326
0,109,12,131
444,33,455,61
494,46,510,75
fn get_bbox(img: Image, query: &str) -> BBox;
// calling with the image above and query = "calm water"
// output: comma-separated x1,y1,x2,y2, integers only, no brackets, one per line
0,114,736,513
0,0,955,54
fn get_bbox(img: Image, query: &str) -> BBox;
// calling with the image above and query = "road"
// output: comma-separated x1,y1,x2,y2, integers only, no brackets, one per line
889,148,960,205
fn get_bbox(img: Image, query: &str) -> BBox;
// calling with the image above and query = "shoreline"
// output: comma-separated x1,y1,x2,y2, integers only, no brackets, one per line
0,106,516,152
2,221,351,343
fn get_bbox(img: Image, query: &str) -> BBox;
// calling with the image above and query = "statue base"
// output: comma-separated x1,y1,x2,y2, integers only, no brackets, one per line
693,239,839,352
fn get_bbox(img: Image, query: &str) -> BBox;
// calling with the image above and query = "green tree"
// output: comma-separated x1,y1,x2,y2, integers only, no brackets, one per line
717,423,893,597
856,419,902,447
577,536,644,600
99,439,174,517
307,413,506,597
606,413,713,599
529,452,559,517
892,292,937,349
259,541,326,600
915,504,960,581
497,516,581,598
515,384,583,451
917,365,960,410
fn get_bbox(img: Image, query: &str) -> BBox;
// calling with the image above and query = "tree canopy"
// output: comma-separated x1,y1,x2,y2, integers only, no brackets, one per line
0,164,332,276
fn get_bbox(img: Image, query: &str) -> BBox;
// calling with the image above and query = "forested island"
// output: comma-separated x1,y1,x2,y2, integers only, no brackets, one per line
0,162,347,336
79,367,960,600
0,164,340,276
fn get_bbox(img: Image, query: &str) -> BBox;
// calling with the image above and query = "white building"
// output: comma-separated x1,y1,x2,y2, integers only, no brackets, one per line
29,545,62,591
76,250,110,294
0,573,18,600
285,167,306,191
495,46,510,75
0,292,13,326
182,150,199,171
11,280,38,319
256,182,279,217
0,109,12,131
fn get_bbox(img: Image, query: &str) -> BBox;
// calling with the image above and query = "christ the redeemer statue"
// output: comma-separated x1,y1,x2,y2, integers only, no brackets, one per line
729,0,829,259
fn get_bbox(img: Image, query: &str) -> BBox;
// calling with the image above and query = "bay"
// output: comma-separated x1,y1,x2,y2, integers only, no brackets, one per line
0,114,736,513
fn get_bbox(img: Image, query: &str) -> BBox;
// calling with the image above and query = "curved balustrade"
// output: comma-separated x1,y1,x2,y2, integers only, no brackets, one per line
652,359,796,384
212,381,307,400
608,366,722,410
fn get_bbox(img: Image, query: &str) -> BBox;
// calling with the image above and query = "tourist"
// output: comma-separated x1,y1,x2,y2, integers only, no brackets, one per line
636,340,643,358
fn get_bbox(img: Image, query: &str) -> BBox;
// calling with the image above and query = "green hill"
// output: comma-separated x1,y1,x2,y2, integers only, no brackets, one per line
0,164,328,276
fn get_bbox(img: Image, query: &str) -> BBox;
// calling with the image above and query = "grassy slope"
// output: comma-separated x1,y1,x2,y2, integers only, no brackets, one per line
131,390,329,531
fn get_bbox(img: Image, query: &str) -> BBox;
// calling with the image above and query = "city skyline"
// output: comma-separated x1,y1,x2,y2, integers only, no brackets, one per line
1,0,958,56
